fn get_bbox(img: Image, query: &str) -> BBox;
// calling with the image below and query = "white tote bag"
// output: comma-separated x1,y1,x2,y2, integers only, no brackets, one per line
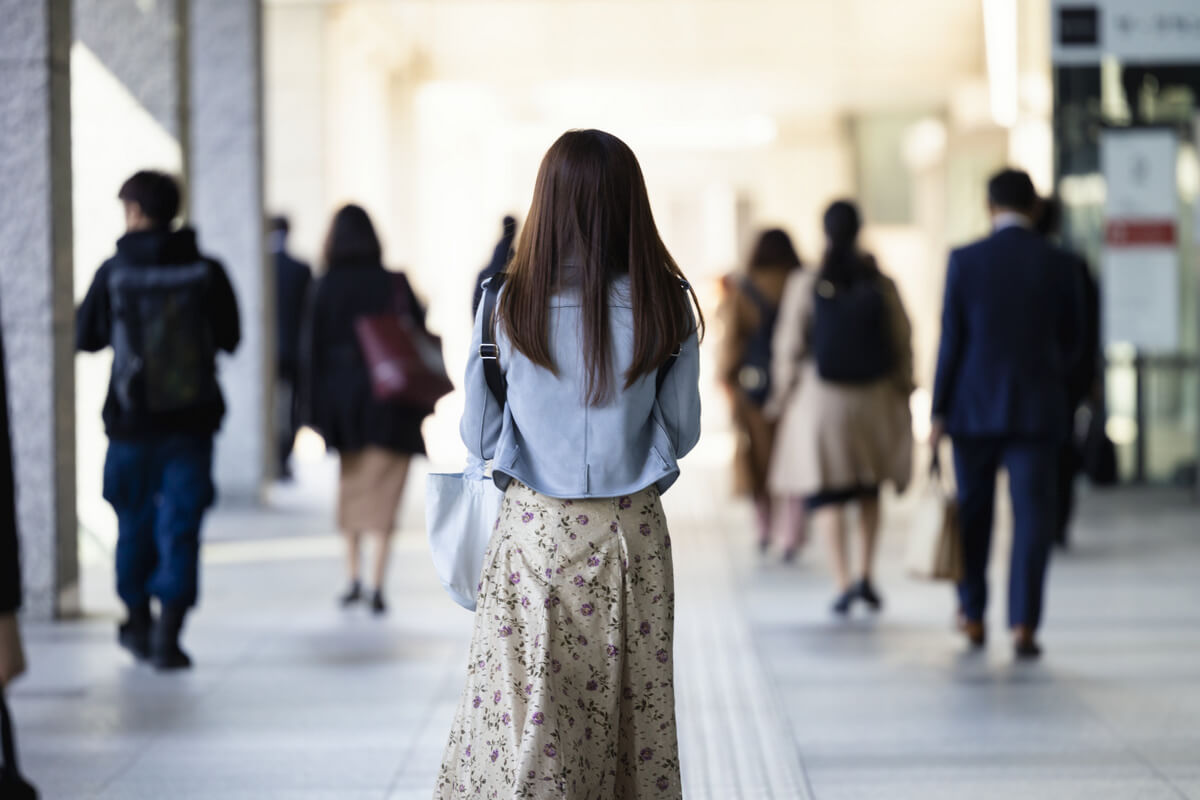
425,468,505,611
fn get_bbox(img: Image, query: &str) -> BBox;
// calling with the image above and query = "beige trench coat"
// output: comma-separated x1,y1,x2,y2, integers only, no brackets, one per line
765,267,915,498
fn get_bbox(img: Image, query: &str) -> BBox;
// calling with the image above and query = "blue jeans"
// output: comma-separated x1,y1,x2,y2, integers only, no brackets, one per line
103,435,216,610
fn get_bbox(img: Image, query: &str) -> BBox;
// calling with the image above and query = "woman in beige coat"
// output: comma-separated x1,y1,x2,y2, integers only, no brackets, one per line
766,201,914,614
716,229,804,556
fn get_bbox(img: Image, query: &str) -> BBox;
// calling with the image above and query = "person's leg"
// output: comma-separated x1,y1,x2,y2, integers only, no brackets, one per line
103,440,157,659
855,492,883,610
856,492,880,581
149,435,216,670
952,439,1001,631
276,377,297,480
1003,440,1057,654
779,496,807,561
753,493,772,552
367,453,409,614
369,531,392,614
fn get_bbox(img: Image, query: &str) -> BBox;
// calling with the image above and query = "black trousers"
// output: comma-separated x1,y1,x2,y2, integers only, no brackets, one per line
276,377,299,475
953,438,1057,631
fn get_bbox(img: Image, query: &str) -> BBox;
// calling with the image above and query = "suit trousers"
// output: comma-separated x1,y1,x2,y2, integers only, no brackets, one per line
952,438,1057,630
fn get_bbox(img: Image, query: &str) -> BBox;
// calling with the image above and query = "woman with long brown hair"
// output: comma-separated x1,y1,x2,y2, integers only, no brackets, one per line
436,130,702,799
302,205,428,615
717,228,805,559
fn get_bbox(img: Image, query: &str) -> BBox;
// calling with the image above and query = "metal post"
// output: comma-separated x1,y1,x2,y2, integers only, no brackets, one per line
1134,354,1146,484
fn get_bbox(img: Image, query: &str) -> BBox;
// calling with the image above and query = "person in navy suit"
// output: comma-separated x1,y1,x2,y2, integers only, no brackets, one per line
931,169,1084,660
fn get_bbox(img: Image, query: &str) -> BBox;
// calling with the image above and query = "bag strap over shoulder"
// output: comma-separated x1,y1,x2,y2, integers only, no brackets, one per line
480,275,689,401
738,276,772,317
655,278,691,394
479,273,507,407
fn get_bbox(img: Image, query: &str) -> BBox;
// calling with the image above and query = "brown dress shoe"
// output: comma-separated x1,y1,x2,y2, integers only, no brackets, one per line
957,615,986,649
1013,626,1042,660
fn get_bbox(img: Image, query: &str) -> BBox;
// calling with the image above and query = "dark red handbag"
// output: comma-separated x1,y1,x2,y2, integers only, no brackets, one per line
353,273,453,413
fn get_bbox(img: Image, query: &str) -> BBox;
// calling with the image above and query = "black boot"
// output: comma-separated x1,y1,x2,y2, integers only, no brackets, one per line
339,580,363,607
153,605,193,671
370,589,387,616
856,578,884,612
117,602,153,661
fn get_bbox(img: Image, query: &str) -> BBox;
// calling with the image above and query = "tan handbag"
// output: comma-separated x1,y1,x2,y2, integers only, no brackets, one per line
905,453,964,582
0,615,25,688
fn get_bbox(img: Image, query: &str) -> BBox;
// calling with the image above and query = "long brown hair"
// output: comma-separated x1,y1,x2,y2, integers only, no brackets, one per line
323,204,382,269
498,129,703,405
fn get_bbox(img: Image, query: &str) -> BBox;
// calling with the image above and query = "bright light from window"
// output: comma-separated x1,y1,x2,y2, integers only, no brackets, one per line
983,0,1018,129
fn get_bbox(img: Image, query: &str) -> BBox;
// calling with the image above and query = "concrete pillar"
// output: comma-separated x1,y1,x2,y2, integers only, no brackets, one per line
72,0,188,549
0,0,78,619
188,0,271,502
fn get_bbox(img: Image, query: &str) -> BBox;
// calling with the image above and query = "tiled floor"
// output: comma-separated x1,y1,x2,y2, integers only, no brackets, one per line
9,456,1200,799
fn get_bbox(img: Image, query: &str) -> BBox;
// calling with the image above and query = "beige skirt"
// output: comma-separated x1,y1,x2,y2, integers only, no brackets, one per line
436,481,681,799
337,447,410,534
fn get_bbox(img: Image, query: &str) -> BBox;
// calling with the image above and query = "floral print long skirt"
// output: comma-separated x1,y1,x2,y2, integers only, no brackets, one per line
435,481,681,799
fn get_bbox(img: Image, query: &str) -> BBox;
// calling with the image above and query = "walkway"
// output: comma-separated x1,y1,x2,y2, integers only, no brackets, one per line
10,456,1200,799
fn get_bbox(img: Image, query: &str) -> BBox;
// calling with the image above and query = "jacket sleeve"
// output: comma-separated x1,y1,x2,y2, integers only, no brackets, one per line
656,321,702,459
208,260,241,354
931,251,964,421
459,296,504,461
764,271,808,419
75,264,112,353
0,324,20,615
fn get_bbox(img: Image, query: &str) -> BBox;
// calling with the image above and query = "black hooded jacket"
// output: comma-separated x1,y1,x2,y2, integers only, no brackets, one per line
76,227,241,439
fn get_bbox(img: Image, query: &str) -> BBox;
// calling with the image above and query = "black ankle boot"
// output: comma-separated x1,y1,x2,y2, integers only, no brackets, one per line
153,605,193,671
370,589,387,616
832,585,857,616
339,580,363,607
856,579,883,612
118,602,153,661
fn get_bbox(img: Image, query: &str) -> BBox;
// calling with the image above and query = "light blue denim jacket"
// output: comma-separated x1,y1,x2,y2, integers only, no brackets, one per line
460,275,701,499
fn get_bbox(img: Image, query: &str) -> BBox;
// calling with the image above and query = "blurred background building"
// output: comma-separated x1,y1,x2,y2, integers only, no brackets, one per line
0,0,1197,622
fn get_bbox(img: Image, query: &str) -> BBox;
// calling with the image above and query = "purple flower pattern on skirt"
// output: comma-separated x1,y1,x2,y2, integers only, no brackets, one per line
436,481,679,798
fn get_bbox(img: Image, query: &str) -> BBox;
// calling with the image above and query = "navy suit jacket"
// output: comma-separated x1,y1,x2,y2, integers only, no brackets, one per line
932,226,1084,441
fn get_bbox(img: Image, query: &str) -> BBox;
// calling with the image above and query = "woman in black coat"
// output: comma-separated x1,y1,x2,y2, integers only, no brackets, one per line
302,205,428,615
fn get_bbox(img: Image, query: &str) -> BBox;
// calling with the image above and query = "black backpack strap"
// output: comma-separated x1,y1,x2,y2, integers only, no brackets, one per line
738,276,772,316
655,278,691,393
479,273,508,407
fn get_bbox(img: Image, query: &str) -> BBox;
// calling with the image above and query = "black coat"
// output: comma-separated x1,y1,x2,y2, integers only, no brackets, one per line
301,263,428,455
275,249,313,381
76,228,242,439
471,229,515,316
0,322,20,614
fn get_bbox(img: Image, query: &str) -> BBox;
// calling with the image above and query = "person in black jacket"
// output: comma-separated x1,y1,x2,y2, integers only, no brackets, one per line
1035,196,1101,548
301,205,427,615
269,215,313,481
471,215,517,316
0,317,24,678
76,171,241,671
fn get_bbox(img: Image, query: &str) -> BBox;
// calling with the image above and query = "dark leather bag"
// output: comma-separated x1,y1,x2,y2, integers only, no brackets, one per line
1,690,38,800
354,274,453,413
